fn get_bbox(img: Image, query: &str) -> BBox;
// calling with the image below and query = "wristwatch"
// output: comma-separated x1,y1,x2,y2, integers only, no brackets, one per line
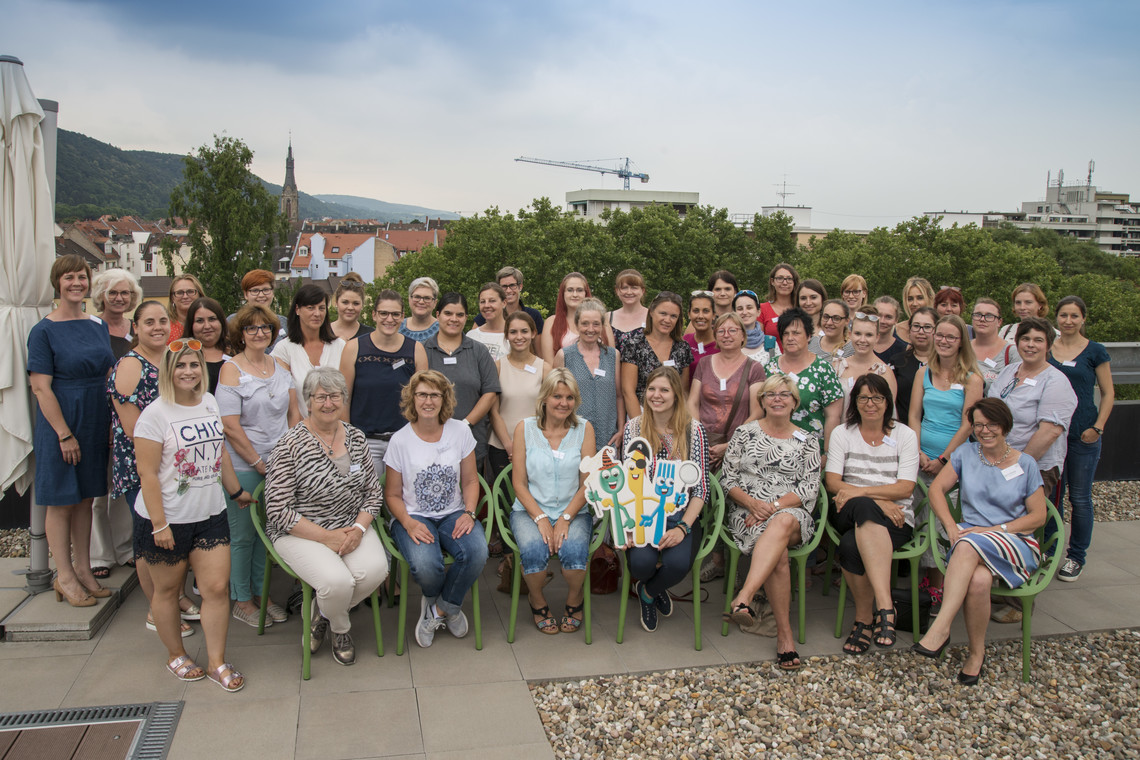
463,510,477,521
1092,426,1103,436
1000,523,1008,533
560,513,573,522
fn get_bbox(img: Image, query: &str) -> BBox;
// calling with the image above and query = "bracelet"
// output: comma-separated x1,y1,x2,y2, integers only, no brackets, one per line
937,455,948,465
229,486,244,501
533,513,546,525
677,521,691,536
151,523,169,535
353,522,367,535
252,457,263,467
464,510,477,521
59,433,74,443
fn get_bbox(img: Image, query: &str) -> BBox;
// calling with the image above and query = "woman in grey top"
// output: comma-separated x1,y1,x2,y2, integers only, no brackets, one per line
556,298,624,446
217,304,301,628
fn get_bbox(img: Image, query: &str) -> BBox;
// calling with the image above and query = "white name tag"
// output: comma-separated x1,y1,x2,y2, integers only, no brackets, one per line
719,378,727,392
1023,377,1037,386
552,450,565,460
278,328,287,337
392,359,406,370
1062,360,1076,367
882,435,897,447
524,363,538,374
697,342,706,353
663,359,676,367
771,317,779,323
951,383,964,391
983,357,997,368
1001,463,1024,480
847,377,855,389
593,368,606,377
443,357,457,365
349,463,362,473
238,374,252,384
792,429,808,442
787,372,798,381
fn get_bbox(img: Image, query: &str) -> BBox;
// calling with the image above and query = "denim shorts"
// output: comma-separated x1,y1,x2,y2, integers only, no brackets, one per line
133,510,230,566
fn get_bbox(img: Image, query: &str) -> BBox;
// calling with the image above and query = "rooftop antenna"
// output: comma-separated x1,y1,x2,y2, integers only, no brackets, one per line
773,175,798,204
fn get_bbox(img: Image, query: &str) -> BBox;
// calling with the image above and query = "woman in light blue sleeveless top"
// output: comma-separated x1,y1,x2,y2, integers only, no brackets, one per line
509,369,597,635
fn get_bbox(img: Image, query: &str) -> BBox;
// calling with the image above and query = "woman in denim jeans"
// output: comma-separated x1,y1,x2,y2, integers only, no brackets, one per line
509,369,596,634
1048,296,1114,582
384,370,489,648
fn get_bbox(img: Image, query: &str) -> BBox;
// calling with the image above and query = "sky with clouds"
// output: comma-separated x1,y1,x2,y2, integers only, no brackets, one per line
5,0,1139,227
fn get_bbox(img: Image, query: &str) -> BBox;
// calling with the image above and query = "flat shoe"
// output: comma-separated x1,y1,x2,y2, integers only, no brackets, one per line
843,621,872,655
777,650,803,671
92,566,112,579
531,604,560,635
146,617,194,638
179,596,201,621
167,655,205,682
726,602,754,628
265,601,288,623
206,663,244,693
232,605,270,628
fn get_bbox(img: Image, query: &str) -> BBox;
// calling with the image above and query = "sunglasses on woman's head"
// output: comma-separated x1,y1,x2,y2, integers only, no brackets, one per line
168,339,202,352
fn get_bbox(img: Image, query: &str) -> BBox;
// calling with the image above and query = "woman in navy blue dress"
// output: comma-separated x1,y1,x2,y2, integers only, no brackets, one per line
27,254,116,607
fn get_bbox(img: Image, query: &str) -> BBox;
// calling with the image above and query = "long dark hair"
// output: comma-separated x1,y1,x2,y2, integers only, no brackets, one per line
185,297,230,353
844,373,895,434
287,284,337,344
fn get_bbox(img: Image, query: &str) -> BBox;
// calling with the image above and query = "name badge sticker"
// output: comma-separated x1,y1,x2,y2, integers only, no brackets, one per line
349,463,362,473
1001,463,1025,481
787,372,799,381
524,363,538,374
443,357,458,365
1023,377,1037,386
883,435,897,447
593,368,606,377
663,359,676,367
1062,360,1077,367
552,450,565,460
697,342,706,354
771,317,779,323
950,383,964,390
983,357,997,368
792,429,808,442
848,377,855,389
392,359,406,370
719,378,728,392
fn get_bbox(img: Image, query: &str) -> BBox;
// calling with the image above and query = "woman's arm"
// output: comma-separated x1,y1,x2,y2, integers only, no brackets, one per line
218,448,252,507
621,360,641,421
217,362,266,475
111,356,144,439
538,329,555,364
926,457,961,543
686,378,702,422
29,372,80,464
452,451,480,539
287,388,301,428
553,348,565,368
931,373,983,472
611,348,626,446
135,437,176,548
489,394,512,460
414,340,428,372
822,398,842,460
510,422,549,536
908,367,926,465
1086,360,1115,442
384,466,434,545
338,340,359,423
549,423,598,553
466,392,497,426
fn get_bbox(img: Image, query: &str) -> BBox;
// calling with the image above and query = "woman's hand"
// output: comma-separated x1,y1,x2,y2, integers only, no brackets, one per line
944,521,961,545
536,517,554,547
153,524,175,550
320,528,348,554
452,512,476,539
875,500,906,528
920,454,944,475
1080,428,1101,444
833,486,862,511
709,443,728,468
550,517,569,553
744,497,773,527
254,460,267,477
658,525,685,549
402,518,435,546
607,431,622,447
60,437,81,466
337,526,363,556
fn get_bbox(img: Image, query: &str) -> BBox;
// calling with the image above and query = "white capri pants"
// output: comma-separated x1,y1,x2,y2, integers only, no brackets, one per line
273,527,389,634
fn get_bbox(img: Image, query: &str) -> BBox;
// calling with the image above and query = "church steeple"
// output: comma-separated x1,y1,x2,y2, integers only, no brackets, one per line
281,138,299,228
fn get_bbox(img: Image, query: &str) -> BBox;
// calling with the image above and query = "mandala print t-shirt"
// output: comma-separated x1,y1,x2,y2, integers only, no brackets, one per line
384,419,477,519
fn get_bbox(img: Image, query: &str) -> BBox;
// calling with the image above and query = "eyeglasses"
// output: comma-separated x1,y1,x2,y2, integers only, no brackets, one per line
910,324,935,334
771,276,794,284
414,392,443,401
762,391,795,401
106,289,133,299
842,289,866,297
690,290,714,298
972,421,1002,432
168,339,202,352
375,310,402,320
500,281,520,290
247,287,273,296
410,294,436,302
564,287,587,295
243,324,275,335
311,393,343,404
972,312,1000,323
820,313,846,323
999,376,1020,399
716,328,742,337
853,312,880,322
934,333,961,342
173,289,200,298
856,395,887,405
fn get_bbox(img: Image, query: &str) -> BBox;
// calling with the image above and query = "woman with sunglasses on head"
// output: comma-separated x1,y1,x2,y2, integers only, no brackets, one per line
555,299,624,448
760,263,799,339
217,304,301,628
165,275,205,344
272,284,347,416
809,300,854,363
683,291,719,371
608,269,649,352
872,296,907,365
400,276,441,342
1049,296,1113,582
341,290,429,474
28,255,116,607
895,276,936,345
890,306,937,427
134,339,251,691
621,291,693,417
835,306,898,417
733,290,778,362
970,297,1018,392
185,297,230,395
796,279,828,336
827,374,920,654
331,273,373,342
467,282,511,361
840,275,868,312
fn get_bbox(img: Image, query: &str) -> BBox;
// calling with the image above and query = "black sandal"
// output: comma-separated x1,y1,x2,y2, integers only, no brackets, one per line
777,650,802,671
92,566,112,579
873,608,897,648
531,604,560,635
723,602,754,627
560,602,584,633
843,621,872,655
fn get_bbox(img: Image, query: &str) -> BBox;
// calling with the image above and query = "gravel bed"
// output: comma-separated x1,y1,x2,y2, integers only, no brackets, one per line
0,528,28,558
531,630,1140,760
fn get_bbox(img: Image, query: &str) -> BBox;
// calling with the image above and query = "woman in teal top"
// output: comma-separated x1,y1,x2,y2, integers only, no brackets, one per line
509,369,597,635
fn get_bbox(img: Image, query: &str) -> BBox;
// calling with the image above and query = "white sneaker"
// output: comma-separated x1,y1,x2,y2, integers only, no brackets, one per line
445,608,469,638
415,597,445,648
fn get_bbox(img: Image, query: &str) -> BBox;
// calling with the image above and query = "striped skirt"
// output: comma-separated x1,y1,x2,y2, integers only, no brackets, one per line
951,524,1042,589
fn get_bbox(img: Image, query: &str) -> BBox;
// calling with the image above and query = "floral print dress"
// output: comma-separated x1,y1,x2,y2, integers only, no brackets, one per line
108,350,160,499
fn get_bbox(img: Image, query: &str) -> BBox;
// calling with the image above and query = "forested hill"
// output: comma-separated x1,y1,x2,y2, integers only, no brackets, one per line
54,130,451,223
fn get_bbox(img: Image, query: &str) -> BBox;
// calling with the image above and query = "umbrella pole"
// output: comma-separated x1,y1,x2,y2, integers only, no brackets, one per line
24,490,52,594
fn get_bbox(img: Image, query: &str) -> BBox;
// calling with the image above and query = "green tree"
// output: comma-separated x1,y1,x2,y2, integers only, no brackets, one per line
162,135,290,314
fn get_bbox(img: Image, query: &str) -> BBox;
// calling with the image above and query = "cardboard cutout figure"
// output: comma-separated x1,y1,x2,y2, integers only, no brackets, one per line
581,437,700,548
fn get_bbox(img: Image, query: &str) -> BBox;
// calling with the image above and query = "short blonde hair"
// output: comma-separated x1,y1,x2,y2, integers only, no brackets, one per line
400,370,456,424
158,342,207,400
536,368,581,430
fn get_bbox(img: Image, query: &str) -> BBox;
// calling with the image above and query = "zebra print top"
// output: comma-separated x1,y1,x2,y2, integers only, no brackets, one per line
264,421,383,542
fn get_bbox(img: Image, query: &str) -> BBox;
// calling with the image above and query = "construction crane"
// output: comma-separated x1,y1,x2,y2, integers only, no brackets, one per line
515,156,649,190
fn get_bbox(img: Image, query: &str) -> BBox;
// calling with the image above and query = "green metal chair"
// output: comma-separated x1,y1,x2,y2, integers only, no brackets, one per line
373,473,494,655
719,478,828,644
824,496,931,644
617,472,725,650
930,491,1065,682
491,465,609,644
249,481,383,680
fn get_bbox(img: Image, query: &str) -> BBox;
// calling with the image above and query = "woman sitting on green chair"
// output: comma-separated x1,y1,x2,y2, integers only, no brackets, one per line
912,397,1047,685
509,369,596,635
722,374,821,670
264,367,387,666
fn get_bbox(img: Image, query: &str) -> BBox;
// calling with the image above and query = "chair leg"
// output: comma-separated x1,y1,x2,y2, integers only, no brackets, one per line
371,588,383,657
1020,595,1035,682
721,546,740,637
822,540,835,597
795,556,807,645
473,579,482,651
301,585,312,681
395,562,409,656
584,566,593,646
834,576,848,639
909,558,921,643
693,571,702,651
508,553,522,644
616,552,630,644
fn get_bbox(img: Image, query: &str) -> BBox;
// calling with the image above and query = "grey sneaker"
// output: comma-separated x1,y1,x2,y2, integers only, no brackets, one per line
699,558,725,583
415,597,445,648
310,614,329,654
332,632,355,665
1058,558,1083,582
445,608,469,638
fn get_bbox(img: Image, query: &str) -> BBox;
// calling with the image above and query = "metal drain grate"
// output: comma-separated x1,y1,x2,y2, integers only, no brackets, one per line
0,701,182,759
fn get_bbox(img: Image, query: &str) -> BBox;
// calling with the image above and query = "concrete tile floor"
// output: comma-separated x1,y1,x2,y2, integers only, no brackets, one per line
0,521,1137,758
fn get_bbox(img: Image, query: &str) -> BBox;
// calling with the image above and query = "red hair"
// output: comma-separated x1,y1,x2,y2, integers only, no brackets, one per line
551,272,609,349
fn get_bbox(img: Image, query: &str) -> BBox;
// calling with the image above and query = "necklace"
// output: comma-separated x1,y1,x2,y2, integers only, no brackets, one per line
978,443,1011,467
309,423,338,455
245,351,272,376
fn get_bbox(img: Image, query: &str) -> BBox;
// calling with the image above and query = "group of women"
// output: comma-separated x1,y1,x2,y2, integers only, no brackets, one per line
29,254,1111,687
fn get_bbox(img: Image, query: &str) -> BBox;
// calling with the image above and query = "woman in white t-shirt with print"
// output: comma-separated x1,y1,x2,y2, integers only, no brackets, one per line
134,339,252,692
384,370,489,649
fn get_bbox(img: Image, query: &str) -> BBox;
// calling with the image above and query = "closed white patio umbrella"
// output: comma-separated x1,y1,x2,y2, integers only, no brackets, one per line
1,54,57,592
